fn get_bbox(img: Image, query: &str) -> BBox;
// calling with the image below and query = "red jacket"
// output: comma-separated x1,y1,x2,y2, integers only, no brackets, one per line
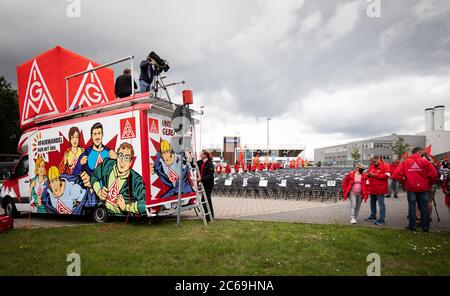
259,163,265,171
342,171,369,201
215,164,222,174
234,164,240,172
225,164,231,174
367,163,390,195
443,177,450,207
389,162,399,177
393,154,439,192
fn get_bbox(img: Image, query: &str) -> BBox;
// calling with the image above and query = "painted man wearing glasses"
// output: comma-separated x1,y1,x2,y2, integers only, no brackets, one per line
89,142,146,216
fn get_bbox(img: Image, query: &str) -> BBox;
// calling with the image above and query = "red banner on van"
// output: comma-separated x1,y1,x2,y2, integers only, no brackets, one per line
16,46,115,128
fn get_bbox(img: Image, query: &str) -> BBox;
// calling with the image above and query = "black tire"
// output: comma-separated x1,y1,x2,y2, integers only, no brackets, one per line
92,206,108,223
5,198,19,218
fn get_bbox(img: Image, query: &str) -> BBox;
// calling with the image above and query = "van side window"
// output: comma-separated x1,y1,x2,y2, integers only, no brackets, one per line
15,156,29,177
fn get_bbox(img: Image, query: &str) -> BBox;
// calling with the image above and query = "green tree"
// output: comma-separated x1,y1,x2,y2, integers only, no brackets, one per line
351,145,361,162
392,136,409,159
0,76,21,154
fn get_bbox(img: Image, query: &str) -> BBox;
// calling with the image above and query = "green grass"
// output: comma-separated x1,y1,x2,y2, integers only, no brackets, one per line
0,219,449,275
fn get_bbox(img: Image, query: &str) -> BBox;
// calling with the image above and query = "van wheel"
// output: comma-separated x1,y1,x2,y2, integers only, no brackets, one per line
92,207,108,223
5,199,19,218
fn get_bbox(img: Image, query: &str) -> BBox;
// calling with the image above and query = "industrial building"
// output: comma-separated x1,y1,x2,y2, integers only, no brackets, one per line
418,105,450,160
314,105,450,166
203,136,305,164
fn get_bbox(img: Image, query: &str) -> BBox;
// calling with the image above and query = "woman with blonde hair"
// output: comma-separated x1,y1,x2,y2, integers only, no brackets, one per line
30,156,48,213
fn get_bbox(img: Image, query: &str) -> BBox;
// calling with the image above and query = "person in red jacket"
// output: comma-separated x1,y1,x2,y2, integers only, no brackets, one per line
443,174,450,218
215,163,222,175
393,147,439,232
270,162,276,171
234,161,240,174
259,162,265,171
365,156,390,226
224,163,231,175
342,163,369,224
387,159,400,198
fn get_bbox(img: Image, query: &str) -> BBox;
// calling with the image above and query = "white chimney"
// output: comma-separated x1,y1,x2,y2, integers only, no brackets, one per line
434,105,445,131
425,108,434,132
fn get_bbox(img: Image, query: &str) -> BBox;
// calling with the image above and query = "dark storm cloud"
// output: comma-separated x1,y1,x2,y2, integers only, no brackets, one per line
1,0,450,143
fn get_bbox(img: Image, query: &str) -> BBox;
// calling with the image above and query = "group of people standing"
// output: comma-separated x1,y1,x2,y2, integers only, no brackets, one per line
215,161,283,175
342,147,448,232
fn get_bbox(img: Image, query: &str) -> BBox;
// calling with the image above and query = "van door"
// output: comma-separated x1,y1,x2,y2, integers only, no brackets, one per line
13,155,32,212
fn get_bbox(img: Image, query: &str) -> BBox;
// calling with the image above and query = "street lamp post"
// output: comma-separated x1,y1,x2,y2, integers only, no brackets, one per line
199,105,205,159
267,118,271,157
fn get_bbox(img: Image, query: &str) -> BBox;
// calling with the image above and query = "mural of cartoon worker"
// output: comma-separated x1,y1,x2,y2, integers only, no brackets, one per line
58,126,84,175
73,122,113,176
29,156,47,213
41,166,95,215
151,140,194,198
90,142,146,216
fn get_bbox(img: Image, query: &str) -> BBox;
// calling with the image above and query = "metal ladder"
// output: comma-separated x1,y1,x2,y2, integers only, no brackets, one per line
189,160,214,225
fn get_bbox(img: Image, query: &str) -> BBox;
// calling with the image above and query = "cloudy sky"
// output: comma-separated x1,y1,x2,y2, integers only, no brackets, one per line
1,0,450,159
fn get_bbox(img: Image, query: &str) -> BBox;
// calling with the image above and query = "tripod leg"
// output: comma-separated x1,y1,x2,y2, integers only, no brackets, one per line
433,198,440,222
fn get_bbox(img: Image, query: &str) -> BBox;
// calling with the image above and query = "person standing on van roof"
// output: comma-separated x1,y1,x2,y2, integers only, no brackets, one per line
139,54,154,93
73,122,112,176
115,69,137,98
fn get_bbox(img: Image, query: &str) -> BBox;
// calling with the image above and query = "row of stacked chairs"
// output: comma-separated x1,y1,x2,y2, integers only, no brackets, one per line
213,168,351,202
213,167,450,202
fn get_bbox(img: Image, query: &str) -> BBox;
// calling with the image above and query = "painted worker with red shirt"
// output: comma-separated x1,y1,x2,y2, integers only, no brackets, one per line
393,147,439,232
365,155,390,226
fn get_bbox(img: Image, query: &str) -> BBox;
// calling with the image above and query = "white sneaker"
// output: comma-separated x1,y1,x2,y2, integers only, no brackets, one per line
350,218,357,224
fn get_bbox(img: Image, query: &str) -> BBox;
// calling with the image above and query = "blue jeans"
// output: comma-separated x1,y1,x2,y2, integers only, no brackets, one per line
139,80,151,93
369,194,386,222
407,191,430,230
389,179,399,196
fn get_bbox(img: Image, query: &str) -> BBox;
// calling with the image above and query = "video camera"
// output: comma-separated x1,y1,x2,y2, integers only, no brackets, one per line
148,51,170,74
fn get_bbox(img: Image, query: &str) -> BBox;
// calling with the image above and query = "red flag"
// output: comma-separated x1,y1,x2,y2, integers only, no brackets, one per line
239,146,245,170
401,152,409,160
425,145,432,156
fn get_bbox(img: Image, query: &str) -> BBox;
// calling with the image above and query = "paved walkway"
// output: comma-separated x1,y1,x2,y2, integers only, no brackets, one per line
3,192,449,231
181,192,450,231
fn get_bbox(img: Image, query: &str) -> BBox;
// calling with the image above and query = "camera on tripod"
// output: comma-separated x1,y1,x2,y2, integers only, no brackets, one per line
148,51,170,74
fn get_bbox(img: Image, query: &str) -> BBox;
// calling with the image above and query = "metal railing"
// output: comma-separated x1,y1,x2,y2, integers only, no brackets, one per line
65,55,135,111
